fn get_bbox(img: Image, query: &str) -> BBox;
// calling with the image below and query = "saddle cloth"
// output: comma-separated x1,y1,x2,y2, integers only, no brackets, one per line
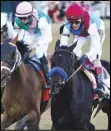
81,66,110,99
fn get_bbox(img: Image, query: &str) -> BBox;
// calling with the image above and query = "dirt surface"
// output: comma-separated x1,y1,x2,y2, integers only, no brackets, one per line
3,108,108,130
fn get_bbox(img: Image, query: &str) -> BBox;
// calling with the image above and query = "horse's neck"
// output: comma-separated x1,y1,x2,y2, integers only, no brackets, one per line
68,69,80,91
10,63,27,85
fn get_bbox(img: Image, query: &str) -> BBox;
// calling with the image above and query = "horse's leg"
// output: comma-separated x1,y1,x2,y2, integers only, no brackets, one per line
107,113,110,130
27,108,41,130
51,123,56,130
1,112,14,129
1,104,4,114
87,122,95,130
27,120,40,130
15,110,39,130
101,99,110,130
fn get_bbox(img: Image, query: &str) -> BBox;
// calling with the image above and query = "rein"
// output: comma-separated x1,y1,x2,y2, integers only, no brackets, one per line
56,65,82,92
65,64,82,83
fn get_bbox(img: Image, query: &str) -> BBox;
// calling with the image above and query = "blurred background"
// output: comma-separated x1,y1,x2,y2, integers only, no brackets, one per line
1,1,110,22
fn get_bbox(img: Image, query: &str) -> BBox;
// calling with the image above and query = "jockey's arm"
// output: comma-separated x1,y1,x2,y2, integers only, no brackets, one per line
37,17,52,46
86,23,101,62
60,25,70,46
7,22,18,39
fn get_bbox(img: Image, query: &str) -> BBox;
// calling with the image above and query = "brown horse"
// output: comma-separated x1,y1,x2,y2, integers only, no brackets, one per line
1,37,51,130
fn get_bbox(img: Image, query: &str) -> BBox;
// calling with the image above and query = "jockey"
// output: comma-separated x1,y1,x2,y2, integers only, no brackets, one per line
1,13,17,42
14,1,52,92
60,3,110,97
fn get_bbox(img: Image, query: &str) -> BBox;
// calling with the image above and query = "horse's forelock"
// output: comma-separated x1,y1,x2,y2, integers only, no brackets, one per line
16,41,29,58
52,45,77,76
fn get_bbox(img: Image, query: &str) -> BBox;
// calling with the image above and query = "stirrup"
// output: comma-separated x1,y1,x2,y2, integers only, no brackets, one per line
94,88,105,98
94,88,110,100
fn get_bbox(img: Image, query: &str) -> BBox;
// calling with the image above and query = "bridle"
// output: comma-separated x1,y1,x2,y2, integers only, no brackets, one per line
1,41,30,85
51,49,81,86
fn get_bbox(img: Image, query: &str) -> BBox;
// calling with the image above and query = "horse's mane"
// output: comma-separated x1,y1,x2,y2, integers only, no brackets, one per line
16,41,29,57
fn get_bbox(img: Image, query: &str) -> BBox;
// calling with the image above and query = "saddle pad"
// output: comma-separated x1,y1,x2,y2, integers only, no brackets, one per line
81,67,97,89
28,59,46,86
81,66,110,99
82,66,110,89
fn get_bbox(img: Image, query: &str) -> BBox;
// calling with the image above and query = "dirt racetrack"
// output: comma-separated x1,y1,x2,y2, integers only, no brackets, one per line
3,20,110,130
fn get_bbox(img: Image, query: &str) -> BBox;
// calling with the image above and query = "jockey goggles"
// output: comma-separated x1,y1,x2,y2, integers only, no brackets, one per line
18,15,32,20
69,19,82,25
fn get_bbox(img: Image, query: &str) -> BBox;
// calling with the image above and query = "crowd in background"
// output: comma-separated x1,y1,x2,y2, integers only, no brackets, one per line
1,1,110,23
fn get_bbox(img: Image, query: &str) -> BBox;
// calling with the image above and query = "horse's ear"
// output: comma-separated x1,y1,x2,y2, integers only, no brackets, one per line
69,40,78,52
55,39,60,50
11,34,19,45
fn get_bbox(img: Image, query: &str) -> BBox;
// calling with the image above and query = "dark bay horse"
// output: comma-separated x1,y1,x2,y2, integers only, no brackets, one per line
1,38,51,130
49,40,110,130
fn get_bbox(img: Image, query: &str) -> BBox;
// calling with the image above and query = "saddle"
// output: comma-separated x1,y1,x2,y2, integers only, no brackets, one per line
81,65,110,100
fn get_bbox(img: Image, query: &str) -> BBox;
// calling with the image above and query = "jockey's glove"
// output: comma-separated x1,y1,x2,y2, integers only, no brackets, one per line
79,54,88,65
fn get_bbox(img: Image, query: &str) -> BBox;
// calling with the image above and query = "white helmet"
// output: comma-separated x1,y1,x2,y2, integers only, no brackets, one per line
1,13,7,28
15,1,33,17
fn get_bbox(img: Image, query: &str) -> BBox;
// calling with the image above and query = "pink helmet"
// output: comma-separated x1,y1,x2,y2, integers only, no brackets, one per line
66,4,84,20
15,1,33,17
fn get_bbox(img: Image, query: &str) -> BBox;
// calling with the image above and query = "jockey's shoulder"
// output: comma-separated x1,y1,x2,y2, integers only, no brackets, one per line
38,17,49,29
6,21,15,30
33,8,49,25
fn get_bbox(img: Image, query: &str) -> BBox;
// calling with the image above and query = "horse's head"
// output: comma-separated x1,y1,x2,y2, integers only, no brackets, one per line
1,38,22,87
1,13,8,42
50,40,78,95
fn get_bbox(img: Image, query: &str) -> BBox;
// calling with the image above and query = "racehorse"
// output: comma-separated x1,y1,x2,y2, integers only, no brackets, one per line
49,40,110,130
1,38,51,130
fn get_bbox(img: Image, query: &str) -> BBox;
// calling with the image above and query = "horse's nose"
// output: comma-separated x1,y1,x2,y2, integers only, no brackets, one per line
1,69,11,80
